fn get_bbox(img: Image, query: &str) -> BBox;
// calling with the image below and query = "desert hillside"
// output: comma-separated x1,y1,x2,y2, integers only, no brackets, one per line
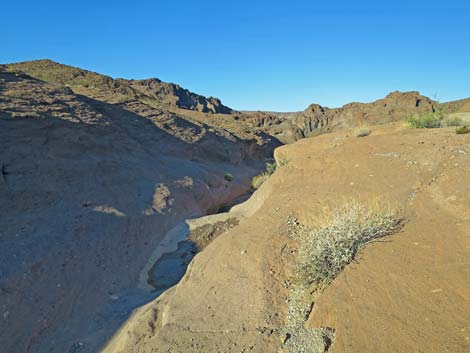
0,66,273,353
1,61,469,353
6,60,234,114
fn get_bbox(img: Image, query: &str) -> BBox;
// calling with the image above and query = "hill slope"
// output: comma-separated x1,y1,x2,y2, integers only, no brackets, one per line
6,59,233,114
0,67,272,353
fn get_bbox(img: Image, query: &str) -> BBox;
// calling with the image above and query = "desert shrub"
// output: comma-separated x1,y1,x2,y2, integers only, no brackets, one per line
406,112,442,128
456,125,470,134
251,160,278,189
354,126,371,137
406,102,464,129
266,161,277,175
223,173,234,182
407,113,465,129
442,116,464,127
251,172,269,189
296,200,401,287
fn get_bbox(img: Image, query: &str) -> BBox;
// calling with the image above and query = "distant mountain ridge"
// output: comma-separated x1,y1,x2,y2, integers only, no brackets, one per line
6,59,233,114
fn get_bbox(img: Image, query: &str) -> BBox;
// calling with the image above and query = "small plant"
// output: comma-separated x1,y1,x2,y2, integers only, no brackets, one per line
251,160,277,189
443,116,464,127
405,101,464,129
355,126,371,137
406,112,442,128
251,172,269,189
223,173,234,182
456,125,470,134
265,161,277,175
295,199,402,287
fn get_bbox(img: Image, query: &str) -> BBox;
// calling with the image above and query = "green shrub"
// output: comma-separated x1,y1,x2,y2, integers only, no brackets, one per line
456,125,470,134
251,160,278,189
354,126,371,137
406,112,442,128
296,200,402,287
251,172,269,189
406,102,464,129
223,173,234,182
266,161,277,175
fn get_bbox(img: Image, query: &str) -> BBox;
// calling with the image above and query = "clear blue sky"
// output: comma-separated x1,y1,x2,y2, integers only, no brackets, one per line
2,0,469,111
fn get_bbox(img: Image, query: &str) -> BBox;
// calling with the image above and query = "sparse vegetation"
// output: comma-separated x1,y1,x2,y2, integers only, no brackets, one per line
406,112,442,128
251,161,277,189
265,161,277,175
223,173,234,182
283,200,402,352
406,103,464,129
443,116,464,127
456,125,470,134
251,172,270,189
290,200,402,285
296,199,402,287
355,126,371,137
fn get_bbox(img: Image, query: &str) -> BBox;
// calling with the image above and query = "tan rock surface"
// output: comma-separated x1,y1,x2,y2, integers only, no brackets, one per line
103,123,470,353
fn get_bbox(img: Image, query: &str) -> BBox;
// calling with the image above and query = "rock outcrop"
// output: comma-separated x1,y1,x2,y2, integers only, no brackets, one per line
252,91,442,143
6,60,233,114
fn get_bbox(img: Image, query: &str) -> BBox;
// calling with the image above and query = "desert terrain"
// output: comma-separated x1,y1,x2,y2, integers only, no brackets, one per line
1,60,469,353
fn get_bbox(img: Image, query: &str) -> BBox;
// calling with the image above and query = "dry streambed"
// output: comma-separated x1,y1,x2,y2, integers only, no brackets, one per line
140,214,241,294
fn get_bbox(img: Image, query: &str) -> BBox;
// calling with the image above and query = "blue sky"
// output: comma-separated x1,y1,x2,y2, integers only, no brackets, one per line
2,0,469,111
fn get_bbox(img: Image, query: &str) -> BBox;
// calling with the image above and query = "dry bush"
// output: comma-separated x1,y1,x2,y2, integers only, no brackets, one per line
296,199,402,287
456,125,470,134
251,172,269,189
354,126,371,137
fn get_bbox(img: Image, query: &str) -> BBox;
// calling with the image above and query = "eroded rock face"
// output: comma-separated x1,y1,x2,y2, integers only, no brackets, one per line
0,70,269,353
249,91,440,143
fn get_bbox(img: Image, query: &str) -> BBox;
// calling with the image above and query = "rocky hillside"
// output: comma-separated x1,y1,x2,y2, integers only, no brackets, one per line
0,68,274,353
6,60,470,145
6,60,233,114
247,91,470,143
102,123,470,353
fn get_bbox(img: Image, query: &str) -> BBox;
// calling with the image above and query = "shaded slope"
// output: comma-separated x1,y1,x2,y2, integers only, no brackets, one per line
0,69,268,353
